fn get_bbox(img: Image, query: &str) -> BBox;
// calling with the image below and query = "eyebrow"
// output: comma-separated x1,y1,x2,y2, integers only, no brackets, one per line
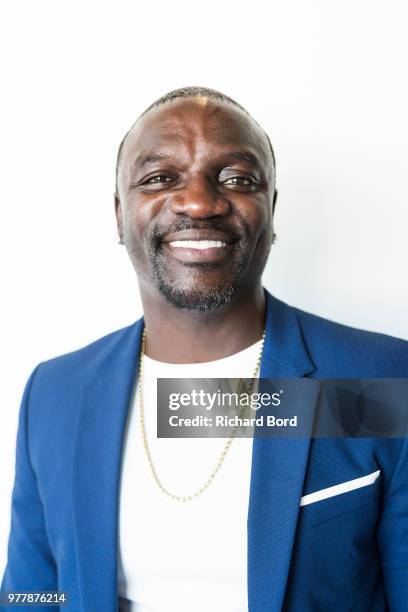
225,151,260,166
131,149,262,170
134,152,172,167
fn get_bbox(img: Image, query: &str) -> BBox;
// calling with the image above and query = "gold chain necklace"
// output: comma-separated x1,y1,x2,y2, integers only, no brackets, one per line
137,327,266,502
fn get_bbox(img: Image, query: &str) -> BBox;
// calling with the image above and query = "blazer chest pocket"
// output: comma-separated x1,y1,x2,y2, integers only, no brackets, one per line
299,470,381,529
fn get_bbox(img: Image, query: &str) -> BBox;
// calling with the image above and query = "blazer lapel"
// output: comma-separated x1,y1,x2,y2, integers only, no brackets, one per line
72,318,144,612
248,290,319,612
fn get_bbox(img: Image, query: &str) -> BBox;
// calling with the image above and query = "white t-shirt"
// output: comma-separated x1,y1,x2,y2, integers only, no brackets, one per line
117,339,263,612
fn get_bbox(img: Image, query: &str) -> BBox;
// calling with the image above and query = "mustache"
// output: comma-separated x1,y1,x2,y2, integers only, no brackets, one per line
149,218,247,249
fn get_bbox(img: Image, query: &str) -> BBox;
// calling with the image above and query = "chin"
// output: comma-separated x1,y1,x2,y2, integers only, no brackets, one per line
157,282,237,311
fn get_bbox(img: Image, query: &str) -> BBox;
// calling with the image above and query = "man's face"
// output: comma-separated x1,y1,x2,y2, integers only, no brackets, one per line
116,98,276,310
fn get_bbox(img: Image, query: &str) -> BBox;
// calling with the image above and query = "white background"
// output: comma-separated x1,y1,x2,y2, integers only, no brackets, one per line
1,0,407,572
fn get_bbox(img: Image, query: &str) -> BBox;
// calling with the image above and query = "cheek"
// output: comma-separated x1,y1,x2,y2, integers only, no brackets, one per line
123,196,157,243
238,199,274,269
238,196,272,239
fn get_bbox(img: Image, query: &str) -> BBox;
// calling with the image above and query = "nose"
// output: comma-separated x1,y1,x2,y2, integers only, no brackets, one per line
168,176,230,219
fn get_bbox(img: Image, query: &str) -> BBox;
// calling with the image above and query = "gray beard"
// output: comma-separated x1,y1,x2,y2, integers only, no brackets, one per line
157,276,236,311
151,258,247,312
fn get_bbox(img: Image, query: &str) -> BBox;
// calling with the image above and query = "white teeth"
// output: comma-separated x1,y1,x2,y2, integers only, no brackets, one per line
169,240,227,249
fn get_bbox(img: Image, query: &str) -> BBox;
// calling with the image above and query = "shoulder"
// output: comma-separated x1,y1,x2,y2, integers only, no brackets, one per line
293,304,408,377
29,320,140,396
18,321,141,470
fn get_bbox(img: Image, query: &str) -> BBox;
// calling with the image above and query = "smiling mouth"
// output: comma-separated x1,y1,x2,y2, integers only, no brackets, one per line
161,238,234,264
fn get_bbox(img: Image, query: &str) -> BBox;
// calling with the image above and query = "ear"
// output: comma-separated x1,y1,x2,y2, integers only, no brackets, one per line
272,189,278,217
114,193,123,242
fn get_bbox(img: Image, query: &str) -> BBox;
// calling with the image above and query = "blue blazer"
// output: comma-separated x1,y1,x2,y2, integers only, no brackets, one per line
2,290,408,611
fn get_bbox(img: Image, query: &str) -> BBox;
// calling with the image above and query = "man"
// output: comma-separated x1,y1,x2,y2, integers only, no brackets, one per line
1,87,408,612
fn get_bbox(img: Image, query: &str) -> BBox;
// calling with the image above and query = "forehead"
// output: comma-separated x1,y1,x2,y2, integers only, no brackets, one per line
121,98,272,169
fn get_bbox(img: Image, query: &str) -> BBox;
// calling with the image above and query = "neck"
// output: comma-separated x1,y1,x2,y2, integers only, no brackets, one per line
139,283,266,364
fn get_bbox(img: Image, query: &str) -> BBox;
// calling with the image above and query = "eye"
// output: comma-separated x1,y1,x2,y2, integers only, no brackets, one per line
144,175,174,184
136,174,178,191
220,175,259,191
223,176,253,186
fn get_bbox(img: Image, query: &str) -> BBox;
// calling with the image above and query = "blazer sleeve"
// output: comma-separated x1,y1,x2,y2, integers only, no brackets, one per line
378,434,408,611
0,366,58,610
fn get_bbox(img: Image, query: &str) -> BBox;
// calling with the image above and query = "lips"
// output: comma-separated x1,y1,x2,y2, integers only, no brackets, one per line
161,229,235,244
161,230,236,264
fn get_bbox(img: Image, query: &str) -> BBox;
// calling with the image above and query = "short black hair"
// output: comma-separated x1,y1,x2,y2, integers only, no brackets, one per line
115,86,276,195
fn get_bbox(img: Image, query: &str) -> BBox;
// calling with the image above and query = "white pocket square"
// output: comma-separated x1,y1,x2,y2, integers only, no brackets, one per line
300,470,381,507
